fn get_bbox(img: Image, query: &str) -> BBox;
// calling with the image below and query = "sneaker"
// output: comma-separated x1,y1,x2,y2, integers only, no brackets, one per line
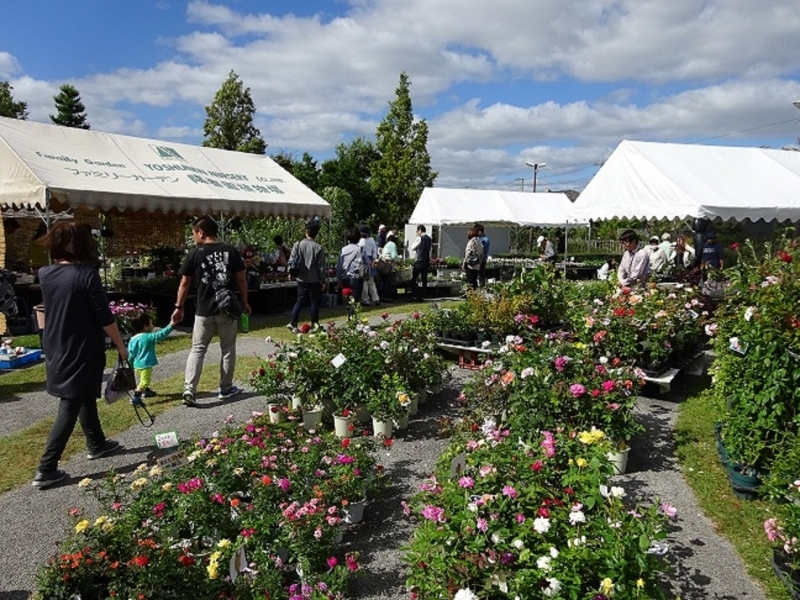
87,440,122,460
219,385,243,400
182,389,197,407
131,393,146,407
32,469,69,489
286,323,300,334
143,388,157,398
311,323,322,333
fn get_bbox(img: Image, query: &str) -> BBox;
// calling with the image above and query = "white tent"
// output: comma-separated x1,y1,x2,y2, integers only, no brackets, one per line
410,187,576,226
407,187,579,258
569,140,800,223
0,117,330,219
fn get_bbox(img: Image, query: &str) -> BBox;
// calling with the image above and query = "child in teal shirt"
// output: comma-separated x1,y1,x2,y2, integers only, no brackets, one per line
128,313,178,405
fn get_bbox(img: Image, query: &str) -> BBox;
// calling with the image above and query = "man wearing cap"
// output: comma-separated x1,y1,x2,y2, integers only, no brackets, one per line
617,229,651,287
376,224,387,249
647,235,669,272
701,231,724,270
538,234,556,263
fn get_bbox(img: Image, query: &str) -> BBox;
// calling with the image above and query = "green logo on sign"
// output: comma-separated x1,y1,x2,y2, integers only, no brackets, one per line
150,145,185,161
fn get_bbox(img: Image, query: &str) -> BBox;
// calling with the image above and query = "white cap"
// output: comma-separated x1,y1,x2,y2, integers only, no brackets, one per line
379,224,386,230
536,235,545,244
661,232,671,241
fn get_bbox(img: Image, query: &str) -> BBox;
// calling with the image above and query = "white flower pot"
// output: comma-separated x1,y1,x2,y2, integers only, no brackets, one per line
408,394,419,416
333,413,352,439
267,403,285,424
607,446,631,475
344,498,366,524
371,416,393,439
394,412,409,430
302,407,323,431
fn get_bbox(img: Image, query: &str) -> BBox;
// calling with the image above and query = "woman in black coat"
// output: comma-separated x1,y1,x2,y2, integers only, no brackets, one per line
32,222,128,489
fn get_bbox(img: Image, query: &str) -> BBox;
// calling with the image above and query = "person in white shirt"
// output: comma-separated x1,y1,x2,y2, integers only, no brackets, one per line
647,236,668,272
617,229,651,286
658,233,673,259
358,225,380,306
597,258,617,280
669,234,695,269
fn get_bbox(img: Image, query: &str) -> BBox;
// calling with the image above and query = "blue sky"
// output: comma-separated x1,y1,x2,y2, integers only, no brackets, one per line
3,0,800,192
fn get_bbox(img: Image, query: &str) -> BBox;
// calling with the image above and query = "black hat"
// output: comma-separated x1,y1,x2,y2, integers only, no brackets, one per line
619,229,639,242
358,224,370,236
706,230,717,239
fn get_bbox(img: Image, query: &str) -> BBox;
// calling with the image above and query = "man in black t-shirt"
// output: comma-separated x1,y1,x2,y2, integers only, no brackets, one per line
173,216,250,406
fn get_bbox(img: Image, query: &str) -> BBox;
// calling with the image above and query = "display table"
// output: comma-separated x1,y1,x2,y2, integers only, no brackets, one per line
437,342,495,370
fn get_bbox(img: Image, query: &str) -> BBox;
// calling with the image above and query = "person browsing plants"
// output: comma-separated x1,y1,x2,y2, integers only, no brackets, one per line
127,311,180,405
617,229,651,287
173,216,250,407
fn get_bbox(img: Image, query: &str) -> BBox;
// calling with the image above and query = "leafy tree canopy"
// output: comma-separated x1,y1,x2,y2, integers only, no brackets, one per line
370,72,437,226
203,70,267,154
0,81,28,120
50,84,90,129
319,137,380,226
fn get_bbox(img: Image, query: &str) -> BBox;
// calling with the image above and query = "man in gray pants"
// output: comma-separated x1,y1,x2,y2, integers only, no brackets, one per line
173,216,250,406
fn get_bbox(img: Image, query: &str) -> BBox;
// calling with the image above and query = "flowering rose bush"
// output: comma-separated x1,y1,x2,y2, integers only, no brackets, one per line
249,351,290,400
405,426,672,599
710,234,800,470
35,414,384,599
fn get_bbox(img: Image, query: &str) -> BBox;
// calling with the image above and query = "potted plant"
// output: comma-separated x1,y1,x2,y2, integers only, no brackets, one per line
367,373,410,438
250,355,290,422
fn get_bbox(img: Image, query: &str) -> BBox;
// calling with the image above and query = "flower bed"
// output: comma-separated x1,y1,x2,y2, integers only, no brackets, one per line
35,415,384,599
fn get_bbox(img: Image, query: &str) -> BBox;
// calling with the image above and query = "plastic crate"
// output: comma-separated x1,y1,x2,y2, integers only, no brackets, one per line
458,349,486,370
0,348,42,369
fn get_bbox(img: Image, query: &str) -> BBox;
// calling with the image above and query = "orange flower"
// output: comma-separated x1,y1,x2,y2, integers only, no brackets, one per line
128,555,150,568
231,497,241,508
261,475,272,486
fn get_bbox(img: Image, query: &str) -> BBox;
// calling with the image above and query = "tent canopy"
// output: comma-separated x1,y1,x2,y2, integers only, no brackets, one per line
0,117,330,219
569,140,800,223
409,187,578,227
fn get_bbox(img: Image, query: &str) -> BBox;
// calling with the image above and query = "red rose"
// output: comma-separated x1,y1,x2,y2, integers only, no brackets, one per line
299,323,312,334
730,242,739,250
779,250,793,263
341,438,350,448
128,555,149,568
178,553,195,567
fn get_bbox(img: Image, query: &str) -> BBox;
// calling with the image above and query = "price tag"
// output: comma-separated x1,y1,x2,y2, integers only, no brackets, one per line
156,450,188,472
450,453,466,478
331,353,346,368
154,431,179,449
229,546,247,582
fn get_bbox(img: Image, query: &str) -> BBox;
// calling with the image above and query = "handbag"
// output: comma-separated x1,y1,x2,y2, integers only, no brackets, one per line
215,287,243,318
105,357,136,404
288,242,302,277
376,257,394,275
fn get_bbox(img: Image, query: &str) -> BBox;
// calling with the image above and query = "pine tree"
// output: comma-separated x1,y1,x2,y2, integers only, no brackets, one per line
370,72,437,225
0,81,28,119
50,84,90,129
202,70,266,154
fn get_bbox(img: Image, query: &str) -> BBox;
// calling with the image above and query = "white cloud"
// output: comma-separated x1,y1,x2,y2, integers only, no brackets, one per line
0,52,21,79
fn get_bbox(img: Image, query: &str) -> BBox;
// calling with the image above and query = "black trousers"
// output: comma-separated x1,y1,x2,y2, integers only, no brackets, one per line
39,396,106,472
291,281,322,326
411,264,429,298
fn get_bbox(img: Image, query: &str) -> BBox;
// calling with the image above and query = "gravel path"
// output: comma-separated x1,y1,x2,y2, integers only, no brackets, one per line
0,320,768,600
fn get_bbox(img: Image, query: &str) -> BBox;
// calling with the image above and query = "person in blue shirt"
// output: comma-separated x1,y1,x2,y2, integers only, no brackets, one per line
475,223,490,287
128,312,179,405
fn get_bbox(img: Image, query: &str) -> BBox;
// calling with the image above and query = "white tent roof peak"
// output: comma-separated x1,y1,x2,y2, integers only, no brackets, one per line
0,116,330,218
409,187,579,227
569,140,800,223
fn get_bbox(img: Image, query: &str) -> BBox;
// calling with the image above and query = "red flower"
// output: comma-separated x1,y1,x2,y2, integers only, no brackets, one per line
128,555,149,568
531,460,543,472
779,250,793,263
730,242,739,250
411,311,420,320
381,312,390,320
384,438,394,448
178,553,195,567
341,438,350,448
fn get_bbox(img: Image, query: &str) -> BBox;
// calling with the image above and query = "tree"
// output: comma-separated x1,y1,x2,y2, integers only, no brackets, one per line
0,81,28,119
319,137,380,224
370,72,437,226
50,84,90,129
202,70,266,154
270,151,320,192
320,186,354,250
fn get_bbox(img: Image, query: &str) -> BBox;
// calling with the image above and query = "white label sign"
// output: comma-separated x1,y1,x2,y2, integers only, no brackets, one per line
154,431,179,449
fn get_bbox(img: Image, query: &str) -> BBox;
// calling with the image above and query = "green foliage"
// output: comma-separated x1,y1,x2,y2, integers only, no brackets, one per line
49,84,90,129
319,137,380,224
370,72,437,226
320,186,353,252
202,70,266,154
0,80,28,119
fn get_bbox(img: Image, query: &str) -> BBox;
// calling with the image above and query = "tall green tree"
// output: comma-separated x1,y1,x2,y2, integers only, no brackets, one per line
0,81,28,119
50,84,91,129
370,72,437,225
270,150,320,192
202,70,266,154
320,186,354,250
319,137,380,224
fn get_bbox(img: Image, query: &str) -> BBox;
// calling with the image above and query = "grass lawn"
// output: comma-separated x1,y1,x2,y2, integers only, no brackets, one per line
0,298,434,493
674,389,790,599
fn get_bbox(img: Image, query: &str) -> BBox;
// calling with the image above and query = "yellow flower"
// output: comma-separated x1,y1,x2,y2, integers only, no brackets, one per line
102,521,114,533
576,457,588,468
207,550,223,579
636,578,645,589
130,477,148,491
162,482,173,492
397,393,410,406
218,539,232,549
149,465,163,478
75,519,90,533
578,428,606,445
133,463,149,475
600,578,614,594
94,515,108,527
233,467,244,476
77,477,92,489
206,458,217,468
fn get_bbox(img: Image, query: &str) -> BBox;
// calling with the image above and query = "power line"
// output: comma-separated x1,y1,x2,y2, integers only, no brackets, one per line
688,117,798,144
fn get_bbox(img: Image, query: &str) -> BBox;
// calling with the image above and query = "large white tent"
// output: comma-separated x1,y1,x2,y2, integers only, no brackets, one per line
569,140,800,223
0,117,330,219
410,187,576,226
407,187,578,258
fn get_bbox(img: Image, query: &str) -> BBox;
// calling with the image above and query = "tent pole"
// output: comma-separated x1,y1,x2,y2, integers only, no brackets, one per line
564,223,569,278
